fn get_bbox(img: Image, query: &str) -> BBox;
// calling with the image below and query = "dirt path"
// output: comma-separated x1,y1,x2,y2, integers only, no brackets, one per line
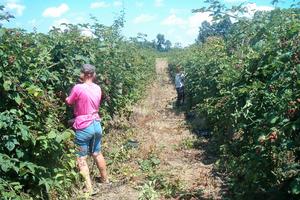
91,58,224,200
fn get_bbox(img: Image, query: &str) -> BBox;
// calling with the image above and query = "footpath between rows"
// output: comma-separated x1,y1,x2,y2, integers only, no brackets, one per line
89,58,224,200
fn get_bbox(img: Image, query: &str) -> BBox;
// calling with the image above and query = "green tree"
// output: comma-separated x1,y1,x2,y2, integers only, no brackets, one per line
197,17,232,44
165,40,172,51
155,34,172,52
156,33,165,52
197,21,212,43
0,5,14,27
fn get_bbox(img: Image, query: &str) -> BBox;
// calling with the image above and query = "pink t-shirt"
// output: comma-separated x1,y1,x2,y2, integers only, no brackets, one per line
66,83,101,130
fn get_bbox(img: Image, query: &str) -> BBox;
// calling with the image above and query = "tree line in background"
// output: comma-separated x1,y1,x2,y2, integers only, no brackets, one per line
130,33,173,52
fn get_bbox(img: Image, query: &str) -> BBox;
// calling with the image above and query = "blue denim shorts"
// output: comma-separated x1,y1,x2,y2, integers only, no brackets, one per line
75,120,102,157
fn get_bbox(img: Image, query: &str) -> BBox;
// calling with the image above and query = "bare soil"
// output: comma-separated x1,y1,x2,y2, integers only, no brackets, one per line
89,58,224,200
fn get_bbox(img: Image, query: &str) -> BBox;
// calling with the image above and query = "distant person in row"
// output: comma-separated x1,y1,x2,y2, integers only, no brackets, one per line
175,66,185,106
65,64,109,195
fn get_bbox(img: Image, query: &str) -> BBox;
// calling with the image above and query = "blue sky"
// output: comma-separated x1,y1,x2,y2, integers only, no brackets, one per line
0,0,295,46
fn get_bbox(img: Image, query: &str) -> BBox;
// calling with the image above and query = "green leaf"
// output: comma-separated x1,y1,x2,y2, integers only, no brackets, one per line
3,80,12,91
20,126,30,141
296,64,300,74
16,149,24,158
26,163,36,174
1,163,9,172
270,116,279,124
56,129,73,143
26,85,43,97
290,178,300,195
37,136,46,140
11,182,23,190
5,141,15,151
14,94,22,105
39,178,51,192
48,130,57,139
74,54,89,63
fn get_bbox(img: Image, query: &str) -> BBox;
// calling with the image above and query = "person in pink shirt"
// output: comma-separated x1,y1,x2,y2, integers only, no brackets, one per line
66,64,108,194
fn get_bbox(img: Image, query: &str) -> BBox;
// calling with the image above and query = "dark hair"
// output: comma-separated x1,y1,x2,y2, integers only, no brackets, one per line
81,64,95,74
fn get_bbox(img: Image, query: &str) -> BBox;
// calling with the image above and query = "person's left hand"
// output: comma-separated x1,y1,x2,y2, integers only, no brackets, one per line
57,91,67,100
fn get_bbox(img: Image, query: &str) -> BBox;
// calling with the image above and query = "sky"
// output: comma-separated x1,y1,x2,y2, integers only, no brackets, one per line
0,0,296,46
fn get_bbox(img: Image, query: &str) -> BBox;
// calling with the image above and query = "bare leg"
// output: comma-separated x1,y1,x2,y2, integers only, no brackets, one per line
92,152,108,182
77,156,93,191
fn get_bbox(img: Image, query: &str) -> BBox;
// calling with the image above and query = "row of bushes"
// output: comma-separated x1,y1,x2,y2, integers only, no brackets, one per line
0,17,155,199
168,8,300,199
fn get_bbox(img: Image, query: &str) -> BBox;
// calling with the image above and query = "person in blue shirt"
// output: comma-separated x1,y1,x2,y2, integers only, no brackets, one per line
175,67,185,106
